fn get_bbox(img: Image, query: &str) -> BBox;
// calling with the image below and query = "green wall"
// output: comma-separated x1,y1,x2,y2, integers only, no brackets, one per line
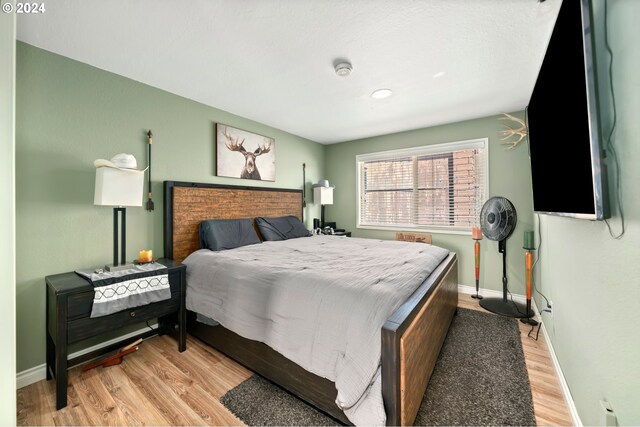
325,114,534,293
534,0,640,424
15,43,325,372
0,3,17,425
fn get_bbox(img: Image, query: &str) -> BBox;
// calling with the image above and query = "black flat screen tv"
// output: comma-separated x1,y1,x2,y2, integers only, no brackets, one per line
527,0,609,220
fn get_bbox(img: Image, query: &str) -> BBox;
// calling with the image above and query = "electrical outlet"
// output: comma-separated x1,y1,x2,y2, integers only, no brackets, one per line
541,300,554,318
600,401,617,426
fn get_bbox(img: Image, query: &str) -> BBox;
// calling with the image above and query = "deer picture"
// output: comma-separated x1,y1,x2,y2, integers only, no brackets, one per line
222,128,272,180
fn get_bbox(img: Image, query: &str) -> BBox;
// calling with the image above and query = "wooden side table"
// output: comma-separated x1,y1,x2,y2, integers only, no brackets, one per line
45,258,186,409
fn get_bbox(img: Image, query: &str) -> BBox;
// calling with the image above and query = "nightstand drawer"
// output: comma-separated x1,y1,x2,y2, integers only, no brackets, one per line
66,270,182,320
67,292,180,344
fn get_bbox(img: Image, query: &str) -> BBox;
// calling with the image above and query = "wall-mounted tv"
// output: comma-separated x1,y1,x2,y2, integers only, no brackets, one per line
527,0,609,220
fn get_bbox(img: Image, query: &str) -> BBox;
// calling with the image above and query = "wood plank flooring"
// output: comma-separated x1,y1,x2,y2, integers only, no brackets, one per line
18,294,573,426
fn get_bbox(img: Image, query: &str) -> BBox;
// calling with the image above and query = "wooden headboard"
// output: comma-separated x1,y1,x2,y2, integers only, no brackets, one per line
163,181,303,263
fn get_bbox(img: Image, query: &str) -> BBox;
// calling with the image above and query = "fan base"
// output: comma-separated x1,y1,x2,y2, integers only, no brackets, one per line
479,298,534,319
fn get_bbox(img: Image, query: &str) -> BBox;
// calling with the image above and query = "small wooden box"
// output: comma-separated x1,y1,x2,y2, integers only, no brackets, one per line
396,232,432,244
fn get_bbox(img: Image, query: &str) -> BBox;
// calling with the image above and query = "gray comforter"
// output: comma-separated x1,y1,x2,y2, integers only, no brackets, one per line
184,235,449,426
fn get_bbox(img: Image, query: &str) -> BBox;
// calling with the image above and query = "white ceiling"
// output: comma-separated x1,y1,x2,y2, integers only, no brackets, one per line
17,0,561,144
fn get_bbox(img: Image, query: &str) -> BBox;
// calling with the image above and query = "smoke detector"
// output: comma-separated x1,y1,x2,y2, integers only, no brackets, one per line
334,62,353,77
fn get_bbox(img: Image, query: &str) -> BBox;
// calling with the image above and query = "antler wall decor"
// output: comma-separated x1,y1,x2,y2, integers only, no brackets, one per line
499,113,528,150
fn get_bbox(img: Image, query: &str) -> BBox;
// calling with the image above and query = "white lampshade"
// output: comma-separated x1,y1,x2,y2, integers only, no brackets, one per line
314,186,333,205
94,167,144,207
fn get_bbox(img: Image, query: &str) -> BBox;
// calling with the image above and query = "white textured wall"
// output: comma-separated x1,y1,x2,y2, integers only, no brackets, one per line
0,1,16,425
535,0,640,424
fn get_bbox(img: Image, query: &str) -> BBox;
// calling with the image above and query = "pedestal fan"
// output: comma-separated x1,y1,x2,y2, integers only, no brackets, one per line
478,197,534,319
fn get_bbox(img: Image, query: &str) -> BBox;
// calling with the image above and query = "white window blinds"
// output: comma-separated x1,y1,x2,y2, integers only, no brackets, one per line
357,139,488,232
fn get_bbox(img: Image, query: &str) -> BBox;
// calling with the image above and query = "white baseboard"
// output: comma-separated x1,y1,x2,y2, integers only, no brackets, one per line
539,321,583,426
16,364,46,390
16,324,157,389
458,284,581,426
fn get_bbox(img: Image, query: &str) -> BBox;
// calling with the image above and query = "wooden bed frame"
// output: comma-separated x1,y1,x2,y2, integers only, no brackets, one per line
163,181,458,426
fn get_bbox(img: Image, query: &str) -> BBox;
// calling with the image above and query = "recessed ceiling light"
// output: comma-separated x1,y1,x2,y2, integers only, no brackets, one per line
335,62,353,77
433,71,446,78
371,89,393,99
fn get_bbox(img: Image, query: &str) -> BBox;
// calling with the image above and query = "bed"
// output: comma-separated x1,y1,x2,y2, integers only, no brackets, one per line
163,181,458,426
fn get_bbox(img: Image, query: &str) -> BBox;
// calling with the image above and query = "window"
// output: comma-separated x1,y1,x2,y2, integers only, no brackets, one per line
357,139,488,233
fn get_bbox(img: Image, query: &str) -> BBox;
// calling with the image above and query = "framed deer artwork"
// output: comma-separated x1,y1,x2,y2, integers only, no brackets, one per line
216,124,276,181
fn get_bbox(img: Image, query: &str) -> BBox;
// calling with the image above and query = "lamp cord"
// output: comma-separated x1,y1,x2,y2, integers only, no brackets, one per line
603,0,625,239
532,213,550,307
527,322,542,341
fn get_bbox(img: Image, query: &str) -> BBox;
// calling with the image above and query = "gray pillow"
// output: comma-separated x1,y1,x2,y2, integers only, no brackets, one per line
256,216,311,241
199,218,261,251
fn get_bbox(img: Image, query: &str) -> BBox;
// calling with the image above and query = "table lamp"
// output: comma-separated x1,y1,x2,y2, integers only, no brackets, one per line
94,153,146,271
313,179,334,229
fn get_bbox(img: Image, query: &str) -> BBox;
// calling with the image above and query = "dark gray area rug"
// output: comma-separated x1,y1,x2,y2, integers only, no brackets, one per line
414,308,536,426
220,308,536,426
221,375,340,426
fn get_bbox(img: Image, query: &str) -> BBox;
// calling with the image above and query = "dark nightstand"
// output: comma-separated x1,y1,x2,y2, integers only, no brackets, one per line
45,258,186,410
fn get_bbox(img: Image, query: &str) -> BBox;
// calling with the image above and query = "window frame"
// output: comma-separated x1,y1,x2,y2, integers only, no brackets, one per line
356,138,489,235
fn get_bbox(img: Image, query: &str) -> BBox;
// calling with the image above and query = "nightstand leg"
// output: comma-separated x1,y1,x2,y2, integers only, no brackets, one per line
46,332,54,380
55,346,68,409
46,286,54,381
178,299,186,352
55,295,68,410
179,271,186,352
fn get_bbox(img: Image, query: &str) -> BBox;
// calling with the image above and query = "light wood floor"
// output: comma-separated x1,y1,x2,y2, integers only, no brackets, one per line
18,294,573,426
